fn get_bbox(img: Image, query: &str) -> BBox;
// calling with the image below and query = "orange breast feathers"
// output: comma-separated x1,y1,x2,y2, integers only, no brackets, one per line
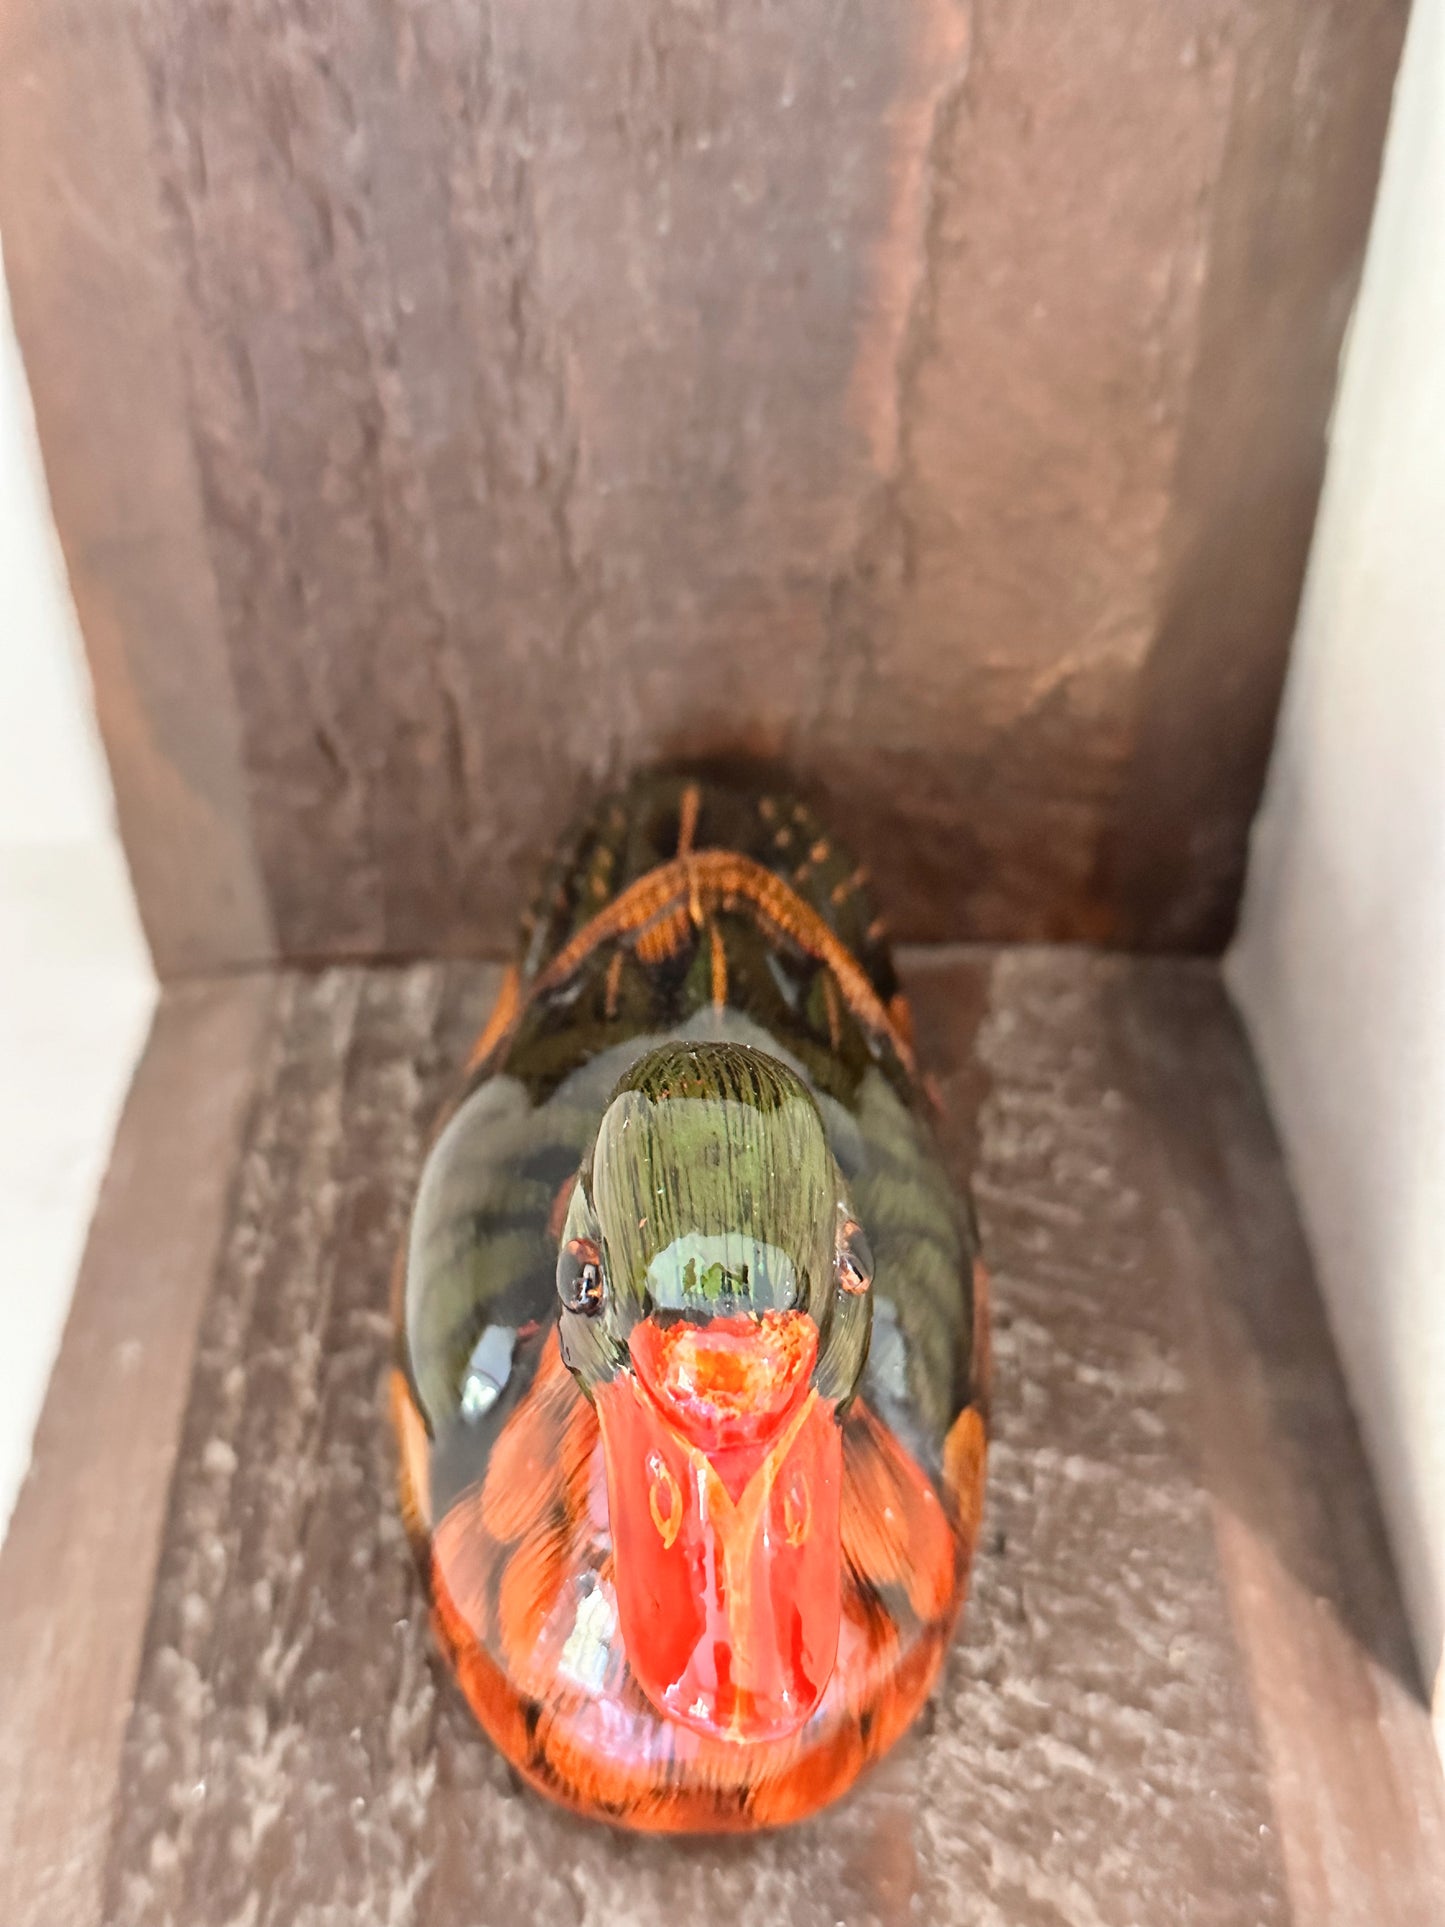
422,1329,967,1826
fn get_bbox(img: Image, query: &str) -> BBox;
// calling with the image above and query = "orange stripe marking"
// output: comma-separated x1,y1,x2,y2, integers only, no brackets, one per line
532,853,914,1075
942,1406,987,1566
634,902,692,964
604,948,624,1019
709,920,728,1008
821,973,842,1053
467,963,522,1072
888,991,916,1051
676,783,701,857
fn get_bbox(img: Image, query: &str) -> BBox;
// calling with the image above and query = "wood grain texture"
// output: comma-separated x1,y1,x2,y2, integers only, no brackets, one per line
1105,0,1415,946
1109,965,1445,1922
0,0,276,975
0,977,277,1927
0,1,1409,968
2,954,1437,1923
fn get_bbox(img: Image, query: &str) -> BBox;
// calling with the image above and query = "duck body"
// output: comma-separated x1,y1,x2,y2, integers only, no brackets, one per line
394,776,988,1831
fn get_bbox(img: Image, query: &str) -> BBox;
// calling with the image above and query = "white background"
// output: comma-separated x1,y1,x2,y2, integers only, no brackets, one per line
0,244,154,1540
1230,0,1445,1739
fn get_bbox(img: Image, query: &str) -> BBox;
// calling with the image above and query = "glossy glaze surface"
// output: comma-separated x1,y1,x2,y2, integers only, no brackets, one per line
394,776,988,1829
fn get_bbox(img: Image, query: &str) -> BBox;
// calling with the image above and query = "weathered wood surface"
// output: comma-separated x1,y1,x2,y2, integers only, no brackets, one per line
0,978,278,1927
3,952,1440,1926
0,2,1409,971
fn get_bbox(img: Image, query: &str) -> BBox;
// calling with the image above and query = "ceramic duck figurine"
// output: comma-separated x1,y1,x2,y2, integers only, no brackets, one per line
392,776,989,1830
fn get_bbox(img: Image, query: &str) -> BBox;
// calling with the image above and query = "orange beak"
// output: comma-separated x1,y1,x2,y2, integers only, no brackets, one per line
594,1310,842,1744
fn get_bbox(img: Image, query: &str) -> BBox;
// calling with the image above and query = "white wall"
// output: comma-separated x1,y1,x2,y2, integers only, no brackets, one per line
1229,0,1445,1746
0,242,155,1541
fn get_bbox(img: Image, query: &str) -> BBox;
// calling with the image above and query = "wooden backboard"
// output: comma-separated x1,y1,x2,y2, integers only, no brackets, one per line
0,0,1408,972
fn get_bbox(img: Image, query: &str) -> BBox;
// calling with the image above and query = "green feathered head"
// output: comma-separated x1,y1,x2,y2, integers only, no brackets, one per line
555,1040,872,1406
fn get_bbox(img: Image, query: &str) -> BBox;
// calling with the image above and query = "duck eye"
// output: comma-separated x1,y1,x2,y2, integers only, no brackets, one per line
558,1236,606,1314
836,1217,874,1297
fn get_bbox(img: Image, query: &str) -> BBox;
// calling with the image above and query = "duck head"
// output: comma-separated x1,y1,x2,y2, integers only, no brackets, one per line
555,1041,873,1745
